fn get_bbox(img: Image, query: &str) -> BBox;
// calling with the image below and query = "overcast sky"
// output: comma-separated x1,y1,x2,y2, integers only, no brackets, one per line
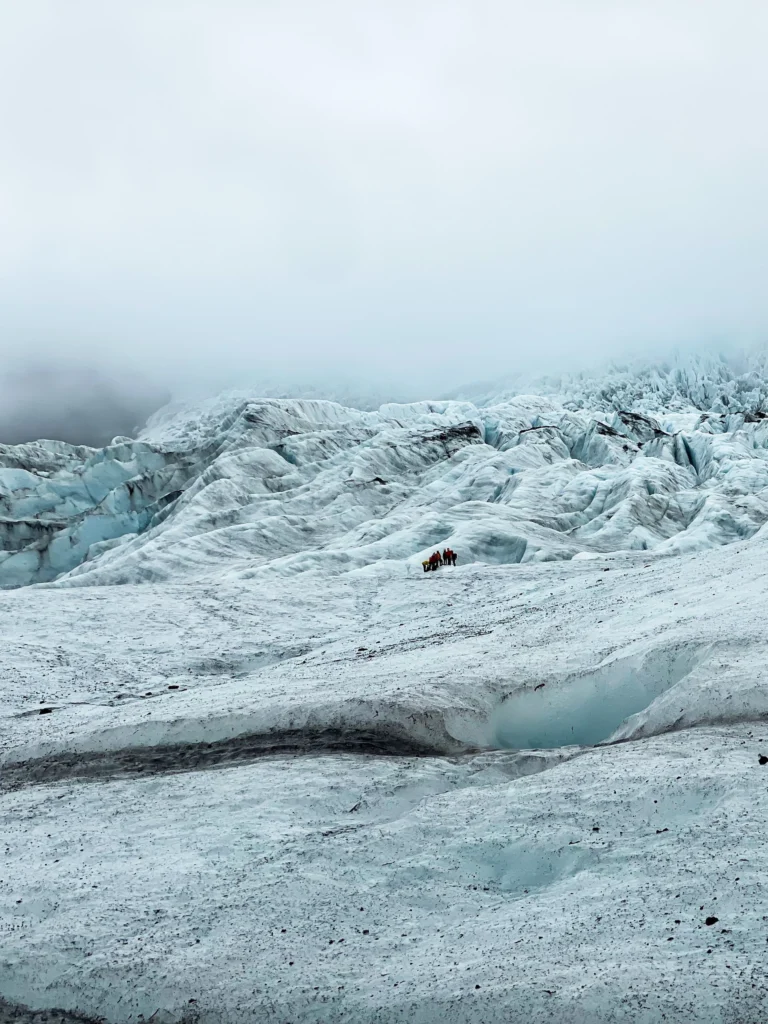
1,0,768,396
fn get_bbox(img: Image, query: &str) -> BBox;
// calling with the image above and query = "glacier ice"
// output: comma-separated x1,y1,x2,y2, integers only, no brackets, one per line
4,356,768,588
4,357,768,1023
491,647,699,748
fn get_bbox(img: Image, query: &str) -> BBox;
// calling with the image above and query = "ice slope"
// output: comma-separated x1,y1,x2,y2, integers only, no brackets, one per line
2,538,768,1022
5,356,768,589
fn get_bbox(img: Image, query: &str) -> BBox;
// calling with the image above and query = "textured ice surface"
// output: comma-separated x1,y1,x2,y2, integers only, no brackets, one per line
3,358,768,1022
3,537,768,1022
4,355,768,589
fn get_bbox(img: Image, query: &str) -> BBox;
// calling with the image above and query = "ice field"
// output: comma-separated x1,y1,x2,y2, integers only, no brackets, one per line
2,356,768,1022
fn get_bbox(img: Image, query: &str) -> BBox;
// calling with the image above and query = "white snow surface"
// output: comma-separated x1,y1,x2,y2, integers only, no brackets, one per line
2,360,768,1022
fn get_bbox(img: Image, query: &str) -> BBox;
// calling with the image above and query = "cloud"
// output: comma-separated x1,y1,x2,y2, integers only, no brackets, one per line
1,0,767,401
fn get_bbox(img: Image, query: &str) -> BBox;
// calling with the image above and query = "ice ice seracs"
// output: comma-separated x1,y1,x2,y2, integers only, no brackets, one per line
4,355,768,588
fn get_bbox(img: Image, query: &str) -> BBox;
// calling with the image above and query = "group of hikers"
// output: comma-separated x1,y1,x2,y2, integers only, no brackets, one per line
422,548,458,572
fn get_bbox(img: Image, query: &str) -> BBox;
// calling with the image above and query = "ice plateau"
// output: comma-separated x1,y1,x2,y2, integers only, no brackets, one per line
2,355,768,1023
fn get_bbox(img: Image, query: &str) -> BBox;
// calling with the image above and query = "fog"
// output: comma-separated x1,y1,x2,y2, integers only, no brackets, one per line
0,364,169,448
1,1,768,443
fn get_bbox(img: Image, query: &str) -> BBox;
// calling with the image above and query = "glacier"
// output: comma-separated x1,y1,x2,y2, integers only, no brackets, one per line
2,355,768,1023
5,352,768,590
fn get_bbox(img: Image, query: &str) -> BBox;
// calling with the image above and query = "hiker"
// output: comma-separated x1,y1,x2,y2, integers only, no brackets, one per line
429,551,439,571
422,559,431,573
443,548,450,564
451,550,457,566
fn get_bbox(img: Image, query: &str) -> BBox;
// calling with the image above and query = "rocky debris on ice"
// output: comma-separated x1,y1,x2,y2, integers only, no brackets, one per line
2,720,768,1024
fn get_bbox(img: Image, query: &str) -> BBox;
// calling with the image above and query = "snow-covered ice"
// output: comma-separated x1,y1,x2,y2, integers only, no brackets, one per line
2,356,768,1022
